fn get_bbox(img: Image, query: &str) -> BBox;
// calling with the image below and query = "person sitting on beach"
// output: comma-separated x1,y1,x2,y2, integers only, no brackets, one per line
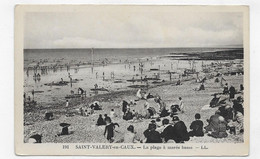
123,125,139,143
240,84,244,92
176,79,181,86
90,102,102,110
188,113,204,137
104,114,111,122
104,118,120,143
147,107,157,118
170,104,181,115
208,116,228,138
233,97,244,115
123,108,133,121
78,87,84,95
160,106,170,118
223,83,229,94
172,116,190,143
160,119,175,142
132,110,143,122
218,105,233,121
27,131,42,143
145,93,154,99
198,82,205,91
204,111,223,133
155,118,162,128
142,104,151,119
143,123,162,143
227,109,244,135
122,100,128,115
79,106,87,116
57,123,71,136
210,94,220,108
136,89,143,99
44,111,54,121
157,100,169,117
89,107,95,115
96,114,106,126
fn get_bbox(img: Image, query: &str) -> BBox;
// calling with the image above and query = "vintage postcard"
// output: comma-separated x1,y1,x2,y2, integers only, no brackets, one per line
14,5,249,156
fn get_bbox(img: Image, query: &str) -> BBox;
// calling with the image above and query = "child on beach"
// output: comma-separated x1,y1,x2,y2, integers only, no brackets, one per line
104,114,111,122
179,97,184,113
65,100,69,107
188,113,204,137
104,118,120,143
110,109,116,118
96,114,106,126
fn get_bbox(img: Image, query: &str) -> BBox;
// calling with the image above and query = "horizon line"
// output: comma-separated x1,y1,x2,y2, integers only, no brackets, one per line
24,46,243,50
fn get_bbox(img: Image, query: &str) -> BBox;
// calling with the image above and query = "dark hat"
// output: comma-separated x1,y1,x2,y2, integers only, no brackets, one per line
162,118,169,125
148,123,156,130
237,96,243,102
59,123,70,127
127,125,134,132
220,101,227,106
172,116,179,121
195,113,201,119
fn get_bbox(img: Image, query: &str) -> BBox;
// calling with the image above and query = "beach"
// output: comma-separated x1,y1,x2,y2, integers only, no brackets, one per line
23,48,244,143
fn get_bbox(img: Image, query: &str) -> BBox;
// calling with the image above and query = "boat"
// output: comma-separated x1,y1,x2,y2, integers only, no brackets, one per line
90,88,109,92
65,94,82,99
150,68,159,71
30,90,44,93
127,85,147,88
114,80,123,83
44,81,68,86
126,79,143,82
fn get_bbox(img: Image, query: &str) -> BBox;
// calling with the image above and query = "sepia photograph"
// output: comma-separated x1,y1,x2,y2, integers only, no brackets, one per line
14,5,249,156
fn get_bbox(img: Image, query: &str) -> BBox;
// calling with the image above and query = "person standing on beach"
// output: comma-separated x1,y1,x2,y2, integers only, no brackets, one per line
229,85,236,100
31,89,35,101
69,77,72,87
220,76,226,86
132,76,135,84
94,84,98,89
103,72,105,80
65,100,69,107
168,71,172,81
223,83,229,94
104,118,119,143
179,97,184,113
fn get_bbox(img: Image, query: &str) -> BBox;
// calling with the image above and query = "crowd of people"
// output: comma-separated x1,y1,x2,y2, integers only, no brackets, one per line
26,72,244,144
92,81,244,143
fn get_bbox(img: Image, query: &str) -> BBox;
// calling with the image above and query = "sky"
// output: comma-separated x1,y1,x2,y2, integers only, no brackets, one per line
24,6,243,49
